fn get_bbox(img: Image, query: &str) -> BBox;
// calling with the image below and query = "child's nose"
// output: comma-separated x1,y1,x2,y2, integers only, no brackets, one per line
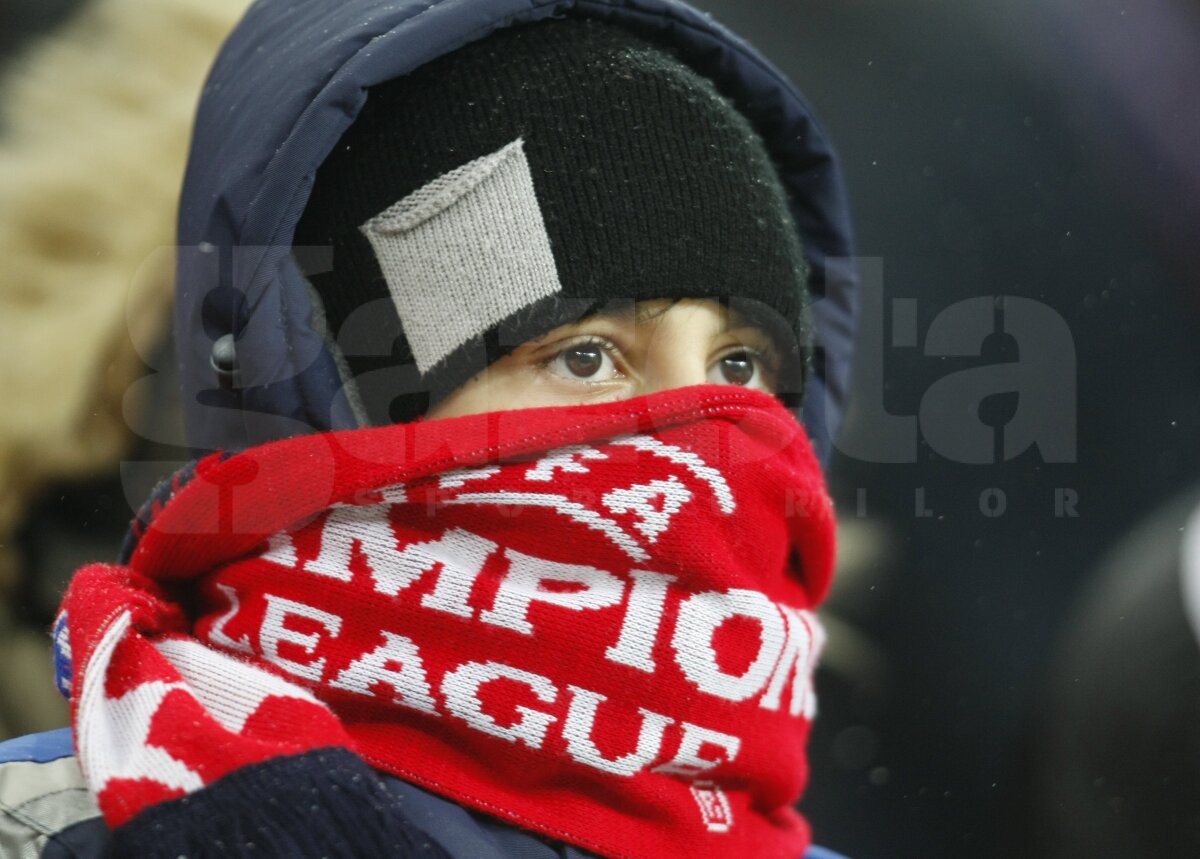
639,353,709,395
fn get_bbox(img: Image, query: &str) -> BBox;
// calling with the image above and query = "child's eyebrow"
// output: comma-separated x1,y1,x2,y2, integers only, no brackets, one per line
528,305,639,344
633,302,667,325
722,301,795,349
526,300,792,347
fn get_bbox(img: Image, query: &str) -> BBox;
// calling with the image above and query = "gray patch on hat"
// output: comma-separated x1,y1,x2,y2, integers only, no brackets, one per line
360,138,562,374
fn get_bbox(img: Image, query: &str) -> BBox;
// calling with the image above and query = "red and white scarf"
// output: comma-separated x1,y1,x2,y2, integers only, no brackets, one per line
59,386,836,859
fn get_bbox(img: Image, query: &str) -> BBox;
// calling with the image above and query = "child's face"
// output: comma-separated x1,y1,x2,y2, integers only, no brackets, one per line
427,298,784,420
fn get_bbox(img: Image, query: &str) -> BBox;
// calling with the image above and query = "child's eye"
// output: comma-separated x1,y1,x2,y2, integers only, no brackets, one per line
708,349,766,388
545,339,621,383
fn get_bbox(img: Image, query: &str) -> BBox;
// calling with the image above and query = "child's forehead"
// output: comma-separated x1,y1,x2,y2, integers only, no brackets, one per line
567,298,788,336
519,299,792,356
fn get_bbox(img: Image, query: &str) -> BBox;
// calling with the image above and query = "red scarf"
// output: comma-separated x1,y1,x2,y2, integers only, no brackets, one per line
60,386,835,859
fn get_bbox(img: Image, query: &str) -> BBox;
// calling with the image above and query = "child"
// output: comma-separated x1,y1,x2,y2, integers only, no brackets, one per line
0,2,857,857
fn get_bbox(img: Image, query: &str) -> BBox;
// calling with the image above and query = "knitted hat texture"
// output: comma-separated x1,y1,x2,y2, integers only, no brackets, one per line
295,16,810,424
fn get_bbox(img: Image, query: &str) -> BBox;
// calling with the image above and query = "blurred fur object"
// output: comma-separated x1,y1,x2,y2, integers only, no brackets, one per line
0,0,251,737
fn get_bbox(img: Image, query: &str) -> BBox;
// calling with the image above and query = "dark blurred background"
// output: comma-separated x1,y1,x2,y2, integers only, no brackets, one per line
692,1,1200,857
3,1,1199,857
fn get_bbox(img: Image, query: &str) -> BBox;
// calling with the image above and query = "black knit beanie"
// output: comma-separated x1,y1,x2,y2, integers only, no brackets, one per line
294,16,810,425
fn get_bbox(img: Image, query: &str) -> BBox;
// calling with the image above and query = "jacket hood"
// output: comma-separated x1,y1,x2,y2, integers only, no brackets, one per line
176,0,858,465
